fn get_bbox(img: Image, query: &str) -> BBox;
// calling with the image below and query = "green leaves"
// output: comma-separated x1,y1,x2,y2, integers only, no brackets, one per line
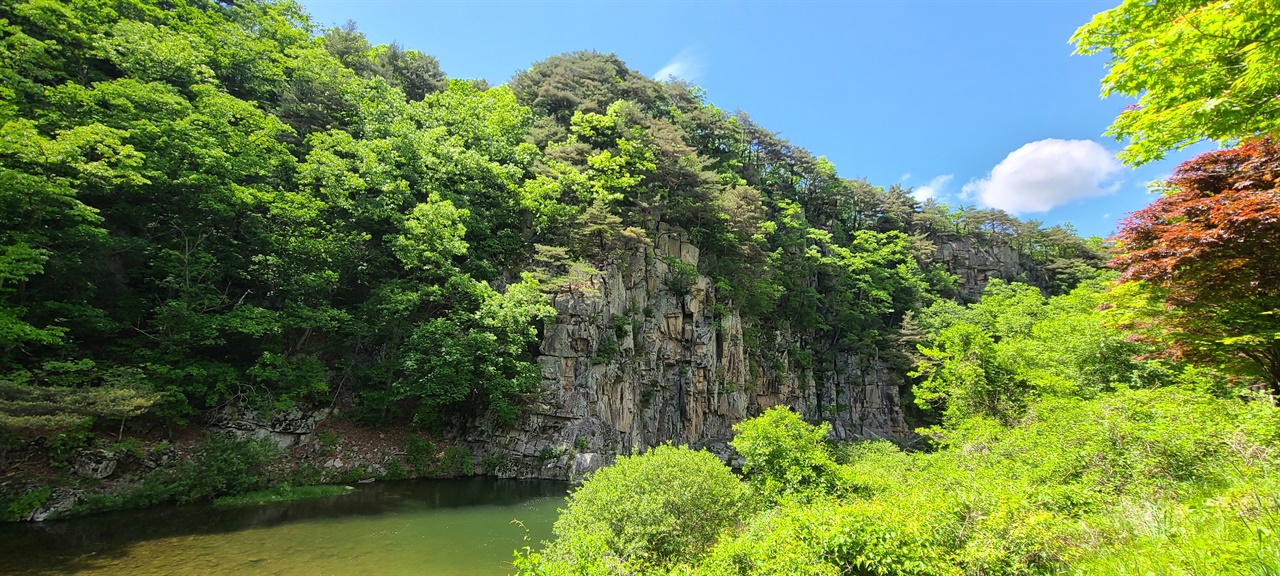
392,192,470,273
394,276,553,427
731,406,848,500
911,277,1180,424
1073,0,1280,165
542,445,749,572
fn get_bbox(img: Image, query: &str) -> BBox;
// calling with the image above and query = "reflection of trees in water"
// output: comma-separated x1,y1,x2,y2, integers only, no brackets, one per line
0,478,568,574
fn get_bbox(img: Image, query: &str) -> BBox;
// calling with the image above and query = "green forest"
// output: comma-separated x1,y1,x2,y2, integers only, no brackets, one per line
1,0,1278,573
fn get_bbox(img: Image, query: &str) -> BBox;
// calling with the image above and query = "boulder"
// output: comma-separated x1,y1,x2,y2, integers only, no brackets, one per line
28,489,82,522
72,449,117,480
568,452,613,484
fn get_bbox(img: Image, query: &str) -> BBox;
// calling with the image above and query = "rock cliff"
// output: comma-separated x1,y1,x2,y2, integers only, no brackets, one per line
930,234,1038,301
467,228,907,481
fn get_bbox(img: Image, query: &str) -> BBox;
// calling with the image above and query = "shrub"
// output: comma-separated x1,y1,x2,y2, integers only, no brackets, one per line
170,434,278,503
698,498,956,576
404,437,436,477
74,433,280,514
539,444,749,572
480,454,506,474
383,459,406,480
439,446,473,477
2,487,50,521
731,406,847,498
663,257,698,296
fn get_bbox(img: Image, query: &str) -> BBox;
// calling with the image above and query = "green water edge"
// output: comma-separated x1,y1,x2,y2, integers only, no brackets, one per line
0,477,568,576
213,484,355,506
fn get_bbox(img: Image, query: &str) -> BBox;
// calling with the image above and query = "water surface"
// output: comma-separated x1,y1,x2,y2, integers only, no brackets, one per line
0,477,567,575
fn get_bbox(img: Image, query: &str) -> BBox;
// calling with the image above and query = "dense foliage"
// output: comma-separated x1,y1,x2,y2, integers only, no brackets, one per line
1112,138,1280,394
1072,0,1280,166
520,445,750,573
0,0,1096,449
0,0,564,438
520,282,1280,575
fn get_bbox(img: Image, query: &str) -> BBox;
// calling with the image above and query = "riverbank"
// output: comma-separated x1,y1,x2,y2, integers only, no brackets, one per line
1,414,480,522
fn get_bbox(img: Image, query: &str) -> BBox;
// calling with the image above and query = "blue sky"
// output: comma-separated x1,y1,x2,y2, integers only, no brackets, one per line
299,0,1209,238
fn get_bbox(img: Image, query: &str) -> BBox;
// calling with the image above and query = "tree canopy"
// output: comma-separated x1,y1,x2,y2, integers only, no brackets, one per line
0,0,1103,442
1072,0,1280,166
1112,137,1280,393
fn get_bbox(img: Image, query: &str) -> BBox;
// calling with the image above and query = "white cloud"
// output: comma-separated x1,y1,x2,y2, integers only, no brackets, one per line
913,174,953,202
962,139,1123,214
900,172,912,183
653,48,703,82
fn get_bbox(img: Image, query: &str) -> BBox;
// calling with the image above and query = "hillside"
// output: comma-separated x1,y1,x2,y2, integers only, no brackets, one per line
2,3,1278,573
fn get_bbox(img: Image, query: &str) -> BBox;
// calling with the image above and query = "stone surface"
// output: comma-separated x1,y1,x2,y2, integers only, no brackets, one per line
931,235,1036,301
212,404,332,450
467,225,909,480
568,452,613,484
72,449,117,480
28,489,82,521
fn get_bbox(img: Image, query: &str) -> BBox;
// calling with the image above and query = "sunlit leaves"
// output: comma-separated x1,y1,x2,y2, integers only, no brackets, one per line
1073,0,1280,165
392,192,470,273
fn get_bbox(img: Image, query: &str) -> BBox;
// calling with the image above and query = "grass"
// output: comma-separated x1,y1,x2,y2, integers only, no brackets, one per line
213,484,353,507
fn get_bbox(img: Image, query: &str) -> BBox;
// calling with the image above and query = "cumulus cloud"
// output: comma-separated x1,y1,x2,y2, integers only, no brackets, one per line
653,48,703,82
913,174,953,202
962,139,1123,214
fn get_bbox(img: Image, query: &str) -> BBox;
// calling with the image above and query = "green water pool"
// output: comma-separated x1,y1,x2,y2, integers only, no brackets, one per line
0,477,567,575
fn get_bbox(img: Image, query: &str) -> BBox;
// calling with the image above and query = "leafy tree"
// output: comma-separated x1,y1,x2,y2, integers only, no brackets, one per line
394,275,554,427
510,51,662,123
1112,138,1280,393
912,322,1026,424
1072,0,1280,166
912,276,1176,424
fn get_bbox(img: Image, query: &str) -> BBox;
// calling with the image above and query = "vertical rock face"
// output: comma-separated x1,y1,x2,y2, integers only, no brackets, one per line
931,235,1035,301
469,227,907,480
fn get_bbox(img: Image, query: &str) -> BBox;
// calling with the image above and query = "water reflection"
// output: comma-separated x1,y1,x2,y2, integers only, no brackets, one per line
0,477,568,576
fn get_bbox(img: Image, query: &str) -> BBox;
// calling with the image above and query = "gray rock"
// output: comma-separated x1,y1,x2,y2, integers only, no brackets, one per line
72,449,117,480
466,226,911,481
211,404,332,450
568,452,613,484
28,489,82,522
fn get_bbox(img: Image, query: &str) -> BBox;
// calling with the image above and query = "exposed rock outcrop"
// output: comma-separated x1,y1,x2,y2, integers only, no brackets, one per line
930,235,1039,301
212,404,332,450
469,226,907,481
27,489,83,522
71,450,117,480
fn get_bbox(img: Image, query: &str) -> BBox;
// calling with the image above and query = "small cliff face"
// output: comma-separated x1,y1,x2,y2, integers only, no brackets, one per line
468,229,907,481
931,235,1037,301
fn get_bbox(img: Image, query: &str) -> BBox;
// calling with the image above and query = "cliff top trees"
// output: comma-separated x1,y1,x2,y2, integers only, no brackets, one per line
1072,0,1280,166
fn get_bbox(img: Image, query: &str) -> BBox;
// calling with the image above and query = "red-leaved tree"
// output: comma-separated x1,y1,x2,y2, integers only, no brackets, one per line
1112,138,1280,393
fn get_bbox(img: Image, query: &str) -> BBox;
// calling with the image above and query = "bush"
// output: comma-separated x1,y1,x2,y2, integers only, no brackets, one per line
73,433,281,515
439,445,473,477
404,437,436,477
517,386,1280,575
538,444,750,573
480,454,506,474
169,434,278,503
698,498,956,576
1,487,50,521
385,459,408,480
731,406,847,499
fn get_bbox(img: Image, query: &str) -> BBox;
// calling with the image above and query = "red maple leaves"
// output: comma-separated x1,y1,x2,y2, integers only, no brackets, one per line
1114,138,1280,306
1112,138,1280,392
